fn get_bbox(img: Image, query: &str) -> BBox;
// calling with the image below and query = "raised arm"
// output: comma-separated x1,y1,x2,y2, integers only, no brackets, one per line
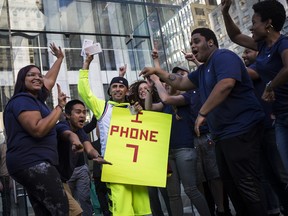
221,0,257,50
151,49,161,68
144,77,163,111
78,55,106,119
150,74,186,106
140,67,196,91
44,43,65,91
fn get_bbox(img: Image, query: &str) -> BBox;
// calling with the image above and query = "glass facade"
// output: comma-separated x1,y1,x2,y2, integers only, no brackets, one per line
0,0,193,214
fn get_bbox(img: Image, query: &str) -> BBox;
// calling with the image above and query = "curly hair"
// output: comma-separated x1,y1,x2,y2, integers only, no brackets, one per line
191,28,219,48
253,0,286,32
128,80,161,109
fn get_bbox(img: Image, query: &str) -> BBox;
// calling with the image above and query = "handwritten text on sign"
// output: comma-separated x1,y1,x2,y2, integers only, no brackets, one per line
102,107,172,187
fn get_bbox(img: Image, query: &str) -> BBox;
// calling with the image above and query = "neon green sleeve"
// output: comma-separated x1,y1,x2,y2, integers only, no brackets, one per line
78,69,106,119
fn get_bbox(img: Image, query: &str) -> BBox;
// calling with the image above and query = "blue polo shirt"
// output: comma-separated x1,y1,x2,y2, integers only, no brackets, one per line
188,49,264,140
256,34,288,115
4,93,58,175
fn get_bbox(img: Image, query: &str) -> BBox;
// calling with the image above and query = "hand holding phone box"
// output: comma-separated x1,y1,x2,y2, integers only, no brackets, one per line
84,43,102,55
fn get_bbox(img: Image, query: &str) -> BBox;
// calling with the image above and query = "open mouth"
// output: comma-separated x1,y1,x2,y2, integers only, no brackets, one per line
79,119,85,126
192,50,198,57
140,92,147,98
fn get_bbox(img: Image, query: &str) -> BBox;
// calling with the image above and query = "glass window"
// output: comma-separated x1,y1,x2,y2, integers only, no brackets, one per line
195,7,205,16
0,86,13,112
69,84,79,100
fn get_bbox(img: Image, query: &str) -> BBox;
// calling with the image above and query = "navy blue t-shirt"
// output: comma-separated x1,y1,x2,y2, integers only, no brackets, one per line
188,49,264,140
4,93,58,175
56,121,89,182
249,63,274,129
256,34,288,115
190,90,209,135
163,91,194,149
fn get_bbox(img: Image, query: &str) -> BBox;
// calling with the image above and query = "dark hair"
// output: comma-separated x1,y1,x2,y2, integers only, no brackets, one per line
129,80,161,109
253,0,285,32
65,99,85,115
14,65,39,95
13,65,48,101
191,28,219,48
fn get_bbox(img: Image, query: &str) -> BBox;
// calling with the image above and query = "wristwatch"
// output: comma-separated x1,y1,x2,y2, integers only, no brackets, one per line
266,80,273,92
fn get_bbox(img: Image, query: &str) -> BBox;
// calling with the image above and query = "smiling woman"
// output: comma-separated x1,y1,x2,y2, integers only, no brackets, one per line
3,43,71,215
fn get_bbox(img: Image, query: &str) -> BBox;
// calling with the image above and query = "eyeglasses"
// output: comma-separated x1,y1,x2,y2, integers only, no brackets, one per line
26,72,44,79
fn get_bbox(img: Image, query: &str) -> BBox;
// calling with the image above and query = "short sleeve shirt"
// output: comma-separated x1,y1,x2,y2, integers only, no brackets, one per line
188,49,264,140
4,93,58,174
256,34,288,115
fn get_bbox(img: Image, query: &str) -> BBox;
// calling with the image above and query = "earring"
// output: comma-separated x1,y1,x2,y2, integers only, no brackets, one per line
266,24,274,33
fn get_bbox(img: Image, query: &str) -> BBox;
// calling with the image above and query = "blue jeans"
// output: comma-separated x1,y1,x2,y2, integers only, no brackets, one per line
167,148,211,216
275,112,288,171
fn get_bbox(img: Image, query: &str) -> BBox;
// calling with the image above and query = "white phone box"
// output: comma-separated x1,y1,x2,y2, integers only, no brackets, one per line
84,43,102,55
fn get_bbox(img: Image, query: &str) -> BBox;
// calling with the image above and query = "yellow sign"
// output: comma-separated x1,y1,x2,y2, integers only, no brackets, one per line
102,107,172,187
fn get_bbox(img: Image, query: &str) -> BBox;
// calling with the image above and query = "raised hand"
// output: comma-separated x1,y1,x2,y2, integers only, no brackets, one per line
151,49,159,59
57,83,69,108
119,64,127,77
49,43,64,60
149,74,160,83
182,51,201,66
140,67,158,78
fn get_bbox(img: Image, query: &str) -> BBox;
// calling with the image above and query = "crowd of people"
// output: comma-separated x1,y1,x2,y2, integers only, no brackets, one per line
1,0,288,216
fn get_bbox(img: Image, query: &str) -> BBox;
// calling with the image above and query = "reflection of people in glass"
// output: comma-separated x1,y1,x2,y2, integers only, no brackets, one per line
0,131,12,216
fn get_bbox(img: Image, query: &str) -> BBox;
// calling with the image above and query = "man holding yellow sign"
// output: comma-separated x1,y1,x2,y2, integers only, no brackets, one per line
78,54,172,216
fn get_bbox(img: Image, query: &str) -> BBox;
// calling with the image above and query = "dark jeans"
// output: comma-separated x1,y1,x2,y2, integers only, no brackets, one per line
275,112,288,171
261,128,288,215
0,176,11,216
11,162,69,216
148,186,172,216
215,123,267,216
94,177,111,216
